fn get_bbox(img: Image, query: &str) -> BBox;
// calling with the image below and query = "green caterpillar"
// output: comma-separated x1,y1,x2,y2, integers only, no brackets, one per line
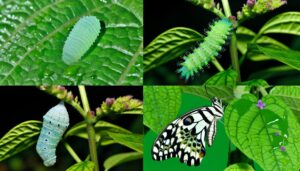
178,18,233,80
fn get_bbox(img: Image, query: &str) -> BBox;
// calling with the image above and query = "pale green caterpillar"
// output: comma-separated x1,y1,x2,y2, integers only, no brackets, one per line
178,18,233,80
36,102,69,167
62,16,101,65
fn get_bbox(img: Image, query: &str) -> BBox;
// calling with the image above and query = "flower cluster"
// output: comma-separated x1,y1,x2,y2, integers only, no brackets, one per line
96,95,143,116
39,86,75,103
238,0,287,21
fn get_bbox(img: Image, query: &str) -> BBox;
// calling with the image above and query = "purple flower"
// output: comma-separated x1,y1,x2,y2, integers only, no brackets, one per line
256,100,266,110
105,97,115,106
280,146,286,152
247,0,256,8
274,132,280,136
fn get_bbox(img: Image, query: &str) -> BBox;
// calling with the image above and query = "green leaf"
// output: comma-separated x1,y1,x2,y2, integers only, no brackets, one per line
0,0,143,85
204,69,237,86
143,86,182,133
240,79,269,87
259,12,300,36
103,152,142,171
236,26,256,54
257,45,300,70
0,120,42,162
66,161,94,171
270,86,300,122
107,133,143,153
181,86,234,103
224,94,300,171
224,163,255,171
65,120,131,146
143,27,203,72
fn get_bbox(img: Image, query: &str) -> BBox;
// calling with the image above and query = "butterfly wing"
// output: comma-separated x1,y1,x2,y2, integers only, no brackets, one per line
206,119,217,147
152,118,180,161
152,109,212,166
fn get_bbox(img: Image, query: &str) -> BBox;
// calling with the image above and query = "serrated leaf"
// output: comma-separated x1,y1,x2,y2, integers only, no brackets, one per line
181,86,234,103
0,120,42,162
143,86,182,133
103,152,142,171
65,120,131,146
257,45,300,70
107,132,143,153
143,27,202,72
270,86,300,122
66,161,94,171
259,12,300,36
204,69,237,86
224,163,255,171
224,94,300,171
0,0,143,85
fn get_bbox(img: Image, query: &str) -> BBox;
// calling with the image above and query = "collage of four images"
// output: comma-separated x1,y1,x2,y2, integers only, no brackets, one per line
0,0,300,171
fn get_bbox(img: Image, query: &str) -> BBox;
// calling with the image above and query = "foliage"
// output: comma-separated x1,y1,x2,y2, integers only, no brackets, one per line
144,86,300,171
0,0,143,85
0,86,143,170
144,0,300,85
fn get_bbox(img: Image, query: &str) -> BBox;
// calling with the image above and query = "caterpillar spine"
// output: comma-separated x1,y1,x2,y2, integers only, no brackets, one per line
36,102,69,167
178,18,233,80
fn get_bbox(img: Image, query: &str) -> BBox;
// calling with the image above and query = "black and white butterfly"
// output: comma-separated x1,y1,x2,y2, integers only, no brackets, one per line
152,97,224,166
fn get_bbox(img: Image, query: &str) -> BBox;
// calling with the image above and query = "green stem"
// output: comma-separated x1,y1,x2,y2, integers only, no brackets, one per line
211,58,225,72
221,0,241,82
78,86,99,171
258,86,268,96
64,142,82,163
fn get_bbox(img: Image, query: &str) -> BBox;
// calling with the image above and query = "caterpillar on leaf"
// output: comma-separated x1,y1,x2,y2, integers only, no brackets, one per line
178,18,233,80
36,102,69,167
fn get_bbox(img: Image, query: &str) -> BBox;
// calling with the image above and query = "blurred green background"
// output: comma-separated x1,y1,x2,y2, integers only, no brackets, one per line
144,92,263,171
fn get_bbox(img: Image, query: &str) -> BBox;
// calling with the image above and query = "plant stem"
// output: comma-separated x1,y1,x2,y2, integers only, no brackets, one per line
78,86,99,171
221,0,241,82
258,86,268,96
212,58,224,72
64,142,82,163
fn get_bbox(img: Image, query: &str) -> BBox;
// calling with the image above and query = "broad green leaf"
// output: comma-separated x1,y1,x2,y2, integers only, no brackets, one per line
236,26,256,54
236,26,288,56
257,45,300,70
259,12,300,36
270,86,300,122
143,27,202,72
204,69,237,86
107,132,143,153
103,152,142,171
66,161,94,171
224,94,300,171
0,0,143,85
181,86,234,103
143,86,182,133
65,120,131,146
0,120,42,162
240,79,269,87
224,163,255,171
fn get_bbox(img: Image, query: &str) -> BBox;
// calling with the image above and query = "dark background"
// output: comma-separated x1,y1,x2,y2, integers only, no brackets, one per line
144,0,300,85
0,86,142,171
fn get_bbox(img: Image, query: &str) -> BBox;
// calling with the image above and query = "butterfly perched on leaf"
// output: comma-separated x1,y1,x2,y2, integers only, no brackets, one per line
152,97,224,166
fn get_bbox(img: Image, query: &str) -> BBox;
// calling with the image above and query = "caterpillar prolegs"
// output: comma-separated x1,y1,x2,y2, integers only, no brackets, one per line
36,102,69,167
178,18,233,80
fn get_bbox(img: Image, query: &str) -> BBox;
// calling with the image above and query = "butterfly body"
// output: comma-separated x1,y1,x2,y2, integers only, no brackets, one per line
152,97,224,166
